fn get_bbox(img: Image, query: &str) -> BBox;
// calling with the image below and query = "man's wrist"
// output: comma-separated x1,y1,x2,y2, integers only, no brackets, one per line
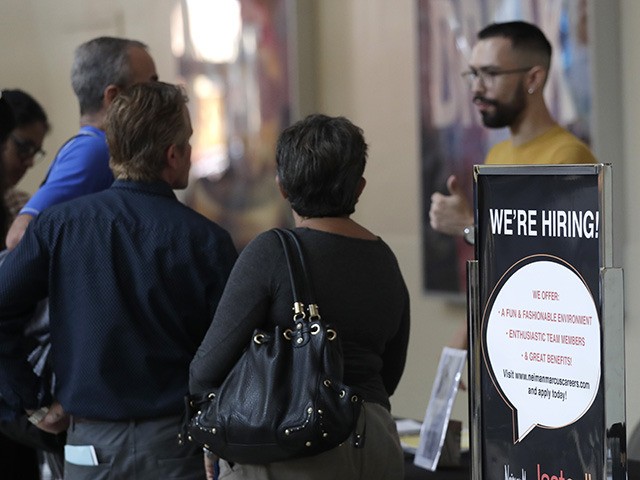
463,225,475,245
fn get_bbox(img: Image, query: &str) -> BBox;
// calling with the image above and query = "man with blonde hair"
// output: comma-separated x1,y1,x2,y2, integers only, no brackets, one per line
0,82,237,479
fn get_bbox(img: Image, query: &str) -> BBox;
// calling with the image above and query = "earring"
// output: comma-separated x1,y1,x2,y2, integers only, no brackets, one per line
528,88,534,94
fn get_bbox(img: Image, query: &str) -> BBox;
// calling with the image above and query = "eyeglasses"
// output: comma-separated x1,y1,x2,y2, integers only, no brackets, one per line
461,66,533,87
10,133,46,162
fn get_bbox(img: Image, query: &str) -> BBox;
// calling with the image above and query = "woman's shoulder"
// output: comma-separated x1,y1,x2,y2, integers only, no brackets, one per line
242,227,397,264
239,229,286,262
247,229,283,247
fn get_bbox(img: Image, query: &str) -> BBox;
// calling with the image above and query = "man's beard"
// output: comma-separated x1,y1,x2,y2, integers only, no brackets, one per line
474,84,527,129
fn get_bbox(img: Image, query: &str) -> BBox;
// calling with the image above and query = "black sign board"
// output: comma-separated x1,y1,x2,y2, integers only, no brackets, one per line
468,164,625,480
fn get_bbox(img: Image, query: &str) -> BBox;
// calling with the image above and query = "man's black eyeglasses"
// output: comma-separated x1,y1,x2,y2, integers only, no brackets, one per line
461,66,533,86
10,133,46,162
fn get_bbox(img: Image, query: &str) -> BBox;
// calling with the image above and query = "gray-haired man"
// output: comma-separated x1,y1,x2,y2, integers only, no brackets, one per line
5,36,158,249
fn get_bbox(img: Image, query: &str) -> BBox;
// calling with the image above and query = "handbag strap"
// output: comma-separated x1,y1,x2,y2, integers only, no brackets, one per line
273,228,320,320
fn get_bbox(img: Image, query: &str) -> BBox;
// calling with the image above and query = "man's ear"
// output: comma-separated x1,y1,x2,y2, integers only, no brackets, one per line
103,84,120,108
166,144,179,171
525,66,547,95
157,143,184,185
275,174,288,199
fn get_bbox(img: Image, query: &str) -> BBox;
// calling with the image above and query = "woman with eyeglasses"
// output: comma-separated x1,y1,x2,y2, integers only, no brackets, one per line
0,94,15,245
1,89,50,221
0,93,46,480
1,92,63,480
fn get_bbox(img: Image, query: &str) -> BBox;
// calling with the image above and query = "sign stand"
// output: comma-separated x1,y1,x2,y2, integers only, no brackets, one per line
414,347,467,471
467,164,625,480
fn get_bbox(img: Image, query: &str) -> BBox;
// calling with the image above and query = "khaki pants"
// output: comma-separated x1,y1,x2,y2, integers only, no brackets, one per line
64,414,203,480
218,402,404,480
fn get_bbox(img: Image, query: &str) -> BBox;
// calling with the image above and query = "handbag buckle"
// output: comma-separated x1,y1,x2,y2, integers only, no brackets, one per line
308,303,320,319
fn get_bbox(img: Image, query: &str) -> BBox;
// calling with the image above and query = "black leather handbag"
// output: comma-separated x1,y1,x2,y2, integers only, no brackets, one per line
185,228,363,464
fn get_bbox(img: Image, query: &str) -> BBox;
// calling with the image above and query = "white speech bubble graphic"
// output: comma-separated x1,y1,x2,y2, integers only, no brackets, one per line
484,259,600,443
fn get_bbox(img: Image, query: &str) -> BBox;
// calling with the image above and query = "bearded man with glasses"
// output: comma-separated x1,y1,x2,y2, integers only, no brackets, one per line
429,21,597,349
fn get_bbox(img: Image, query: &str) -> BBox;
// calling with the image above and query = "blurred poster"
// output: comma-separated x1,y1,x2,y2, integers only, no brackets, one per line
171,0,293,251
418,0,592,295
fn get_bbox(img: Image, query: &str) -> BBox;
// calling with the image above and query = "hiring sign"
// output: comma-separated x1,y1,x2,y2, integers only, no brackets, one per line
468,164,625,480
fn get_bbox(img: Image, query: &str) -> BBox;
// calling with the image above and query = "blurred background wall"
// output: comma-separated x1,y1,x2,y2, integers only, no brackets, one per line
2,0,638,438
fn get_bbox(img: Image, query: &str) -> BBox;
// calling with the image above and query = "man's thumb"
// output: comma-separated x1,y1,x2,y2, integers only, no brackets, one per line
446,174,462,196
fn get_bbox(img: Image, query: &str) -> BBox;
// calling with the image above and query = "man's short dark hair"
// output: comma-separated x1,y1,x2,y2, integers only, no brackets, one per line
71,36,148,115
276,114,368,218
105,82,189,182
1,89,49,131
478,21,552,68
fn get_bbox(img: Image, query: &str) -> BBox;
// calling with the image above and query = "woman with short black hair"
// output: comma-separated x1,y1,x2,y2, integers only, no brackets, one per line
190,114,411,480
